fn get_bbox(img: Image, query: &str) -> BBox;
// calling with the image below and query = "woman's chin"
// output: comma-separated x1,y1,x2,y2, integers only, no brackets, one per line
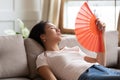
57,37,62,42
58,37,62,41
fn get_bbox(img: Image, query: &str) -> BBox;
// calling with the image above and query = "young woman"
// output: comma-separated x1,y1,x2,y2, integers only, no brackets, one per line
29,20,120,80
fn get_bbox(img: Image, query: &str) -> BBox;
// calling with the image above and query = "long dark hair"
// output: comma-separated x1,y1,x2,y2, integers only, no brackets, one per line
29,21,48,48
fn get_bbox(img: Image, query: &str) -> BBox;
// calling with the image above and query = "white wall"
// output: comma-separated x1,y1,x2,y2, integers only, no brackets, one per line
0,0,41,35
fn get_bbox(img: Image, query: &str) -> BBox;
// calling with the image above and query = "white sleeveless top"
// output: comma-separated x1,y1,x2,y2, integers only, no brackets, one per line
36,46,99,80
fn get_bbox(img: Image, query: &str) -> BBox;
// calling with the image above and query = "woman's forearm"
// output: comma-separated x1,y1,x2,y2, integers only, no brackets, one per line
84,56,97,63
84,53,106,66
96,53,106,66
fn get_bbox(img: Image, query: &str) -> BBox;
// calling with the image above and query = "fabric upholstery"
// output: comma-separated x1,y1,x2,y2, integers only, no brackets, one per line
117,47,120,68
32,78,43,80
0,35,29,78
105,31,118,67
0,78,30,80
117,12,120,46
24,38,44,79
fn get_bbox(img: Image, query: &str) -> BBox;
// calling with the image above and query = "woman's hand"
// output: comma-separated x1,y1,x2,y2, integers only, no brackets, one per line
96,19,106,32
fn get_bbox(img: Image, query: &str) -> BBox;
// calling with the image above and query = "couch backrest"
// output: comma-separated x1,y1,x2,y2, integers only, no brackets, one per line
0,35,29,78
24,38,44,79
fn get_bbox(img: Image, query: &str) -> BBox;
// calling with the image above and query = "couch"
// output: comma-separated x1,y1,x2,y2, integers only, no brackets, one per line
0,31,119,80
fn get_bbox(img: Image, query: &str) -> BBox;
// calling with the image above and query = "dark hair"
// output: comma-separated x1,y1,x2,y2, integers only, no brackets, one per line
29,21,48,48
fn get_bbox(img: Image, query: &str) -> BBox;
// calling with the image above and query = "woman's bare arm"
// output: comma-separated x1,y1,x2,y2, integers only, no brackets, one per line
84,54,105,66
96,19,106,66
96,53,106,66
37,66,57,80
84,56,97,63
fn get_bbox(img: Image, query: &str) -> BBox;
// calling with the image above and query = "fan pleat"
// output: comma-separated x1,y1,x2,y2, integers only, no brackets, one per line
75,27,89,34
81,7,92,18
90,35,99,51
84,35,94,50
77,14,91,22
76,28,90,37
75,22,90,26
99,34,104,52
77,30,91,45
75,24,89,29
94,37,99,51
76,17,90,23
78,11,91,19
79,7,92,18
76,18,90,24
80,32,93,49
81,2,93,15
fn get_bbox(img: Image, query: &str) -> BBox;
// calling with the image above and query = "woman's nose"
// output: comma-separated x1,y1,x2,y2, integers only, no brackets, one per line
56,28,61,32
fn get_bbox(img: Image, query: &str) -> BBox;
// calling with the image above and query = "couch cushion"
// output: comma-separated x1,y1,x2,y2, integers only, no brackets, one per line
24,38,44,79
0,78,30,80
105,31,118,67
0,35,29,78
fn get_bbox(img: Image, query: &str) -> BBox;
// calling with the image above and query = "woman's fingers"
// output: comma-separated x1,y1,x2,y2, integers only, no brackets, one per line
96,19,106,31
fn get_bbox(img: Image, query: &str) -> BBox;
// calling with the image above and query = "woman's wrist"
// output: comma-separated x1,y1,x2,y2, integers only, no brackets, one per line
96,53,106,66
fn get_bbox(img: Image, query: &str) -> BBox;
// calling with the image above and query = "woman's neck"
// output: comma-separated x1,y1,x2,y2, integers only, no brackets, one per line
45,44,60,51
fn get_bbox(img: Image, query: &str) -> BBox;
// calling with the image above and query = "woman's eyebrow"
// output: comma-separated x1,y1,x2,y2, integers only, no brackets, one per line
49,25,56,28
47,26,54,30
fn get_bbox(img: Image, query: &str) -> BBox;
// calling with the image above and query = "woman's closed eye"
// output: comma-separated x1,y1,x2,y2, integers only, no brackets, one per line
50,27,58,31
49,26,60,32
50,27,56,29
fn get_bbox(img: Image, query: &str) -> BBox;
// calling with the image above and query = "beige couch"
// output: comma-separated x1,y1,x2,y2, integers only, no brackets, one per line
0,31,119,80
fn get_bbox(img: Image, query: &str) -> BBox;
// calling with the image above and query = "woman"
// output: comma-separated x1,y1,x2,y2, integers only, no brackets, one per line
29,20,120,80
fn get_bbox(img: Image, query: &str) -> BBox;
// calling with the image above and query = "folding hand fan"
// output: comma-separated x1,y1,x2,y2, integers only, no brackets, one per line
75,2,104,53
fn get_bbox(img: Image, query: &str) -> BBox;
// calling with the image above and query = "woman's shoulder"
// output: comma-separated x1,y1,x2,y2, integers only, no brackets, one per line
36,51,48,69
37,51,45,58
61,46,79,49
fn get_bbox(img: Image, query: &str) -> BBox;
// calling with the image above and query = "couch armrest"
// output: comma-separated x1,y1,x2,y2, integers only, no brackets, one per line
118,47,120,68
105,31,118,68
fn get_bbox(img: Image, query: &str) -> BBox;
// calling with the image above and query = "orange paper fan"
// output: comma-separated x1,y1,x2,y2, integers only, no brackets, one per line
75,2,104,53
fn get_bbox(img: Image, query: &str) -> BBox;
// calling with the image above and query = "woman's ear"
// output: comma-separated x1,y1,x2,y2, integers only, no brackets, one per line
40,34,46,42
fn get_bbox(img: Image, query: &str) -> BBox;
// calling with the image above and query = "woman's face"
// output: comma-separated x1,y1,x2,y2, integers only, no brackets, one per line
43,23,62,43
